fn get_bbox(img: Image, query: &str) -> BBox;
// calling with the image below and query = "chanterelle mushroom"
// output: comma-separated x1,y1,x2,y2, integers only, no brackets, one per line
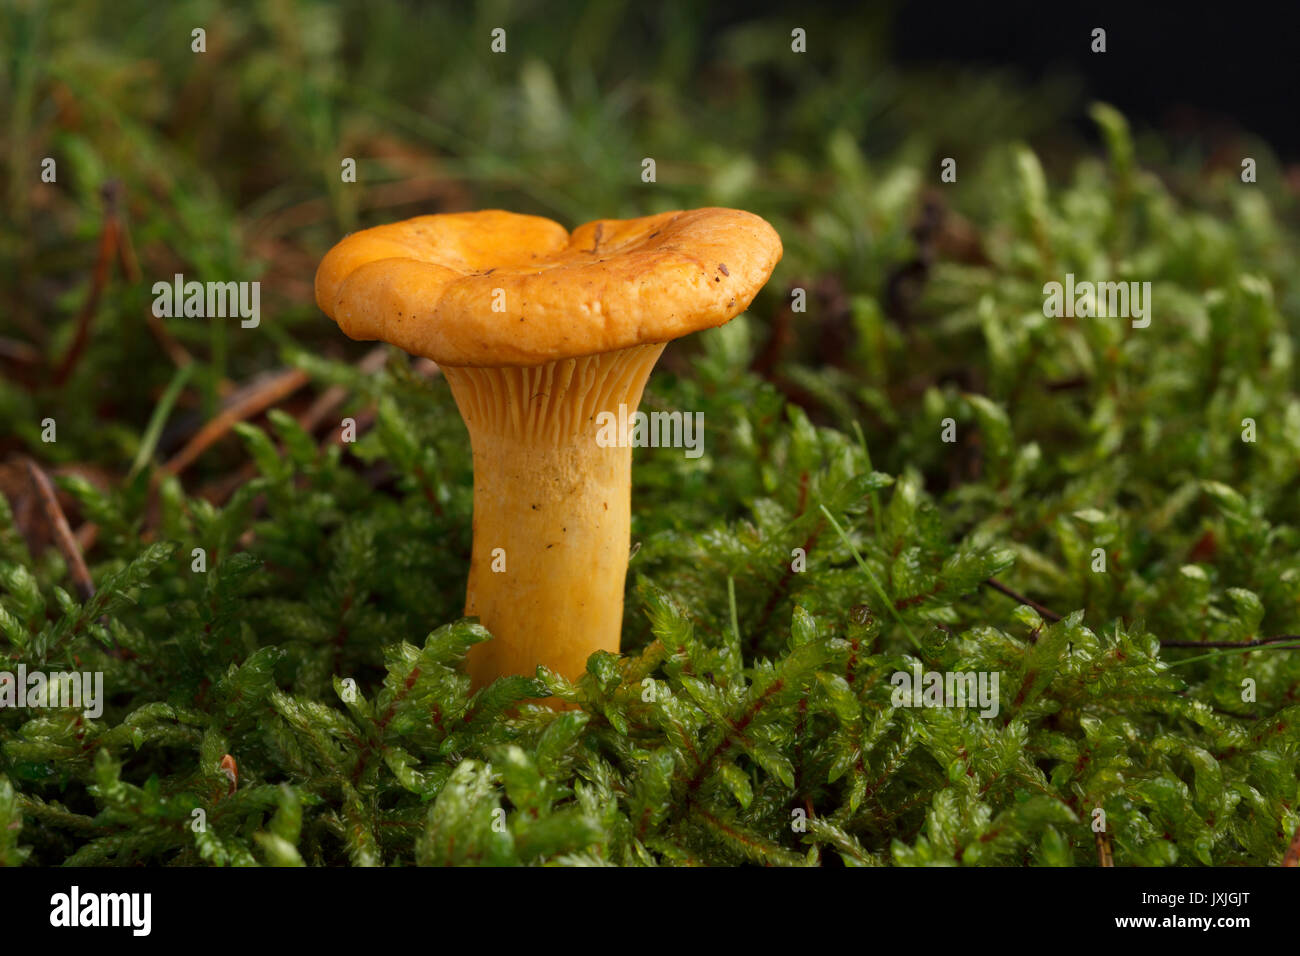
316,208,782,691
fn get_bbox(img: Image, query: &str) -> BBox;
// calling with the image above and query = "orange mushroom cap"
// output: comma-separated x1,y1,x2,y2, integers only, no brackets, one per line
314,207,783,366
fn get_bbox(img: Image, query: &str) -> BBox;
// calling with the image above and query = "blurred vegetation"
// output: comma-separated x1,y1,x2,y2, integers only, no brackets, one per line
1,0,1299,866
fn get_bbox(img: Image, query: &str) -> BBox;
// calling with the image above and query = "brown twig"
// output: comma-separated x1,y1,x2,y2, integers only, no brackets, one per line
161,367,311,477
52,182,125,386
316,357,439,450
302,345,393,430
983,577,1063,623
197,346,394,505
22,458,95,602
217,353,440,547
1095,827,1114,867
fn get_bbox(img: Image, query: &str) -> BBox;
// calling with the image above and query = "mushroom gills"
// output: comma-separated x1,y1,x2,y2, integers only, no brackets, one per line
441,342,667,688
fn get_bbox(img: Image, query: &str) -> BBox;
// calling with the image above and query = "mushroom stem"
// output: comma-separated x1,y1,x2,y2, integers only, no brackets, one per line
442,343,667,689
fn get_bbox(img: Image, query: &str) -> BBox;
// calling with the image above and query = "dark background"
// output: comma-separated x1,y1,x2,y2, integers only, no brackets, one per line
682,0,1300,159
894,1,1300,159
